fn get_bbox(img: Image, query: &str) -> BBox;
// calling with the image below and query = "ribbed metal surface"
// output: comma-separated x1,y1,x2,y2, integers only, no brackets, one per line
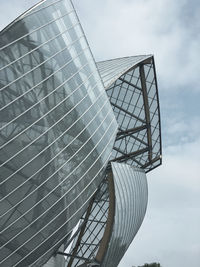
0,0,117,266
101,162,148,267
97,56,162,172
97,55,151,88
64,163,148,267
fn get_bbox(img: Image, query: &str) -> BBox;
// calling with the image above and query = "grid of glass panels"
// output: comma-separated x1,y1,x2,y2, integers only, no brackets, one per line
97,56,162,172
64,162,148,267
0,0,118,266
65,178,109,267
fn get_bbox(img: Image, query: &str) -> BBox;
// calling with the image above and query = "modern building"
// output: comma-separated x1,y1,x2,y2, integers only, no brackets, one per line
0,0,162,266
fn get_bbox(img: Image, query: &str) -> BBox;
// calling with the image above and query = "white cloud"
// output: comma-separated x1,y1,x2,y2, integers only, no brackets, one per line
0,1,199,266
73,1,200,266
164,115,200,145
119,135,200,267
74,0,200,92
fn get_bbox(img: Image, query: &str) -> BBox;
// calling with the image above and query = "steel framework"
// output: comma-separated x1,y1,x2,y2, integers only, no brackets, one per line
0,1,162,266
64,55,162,267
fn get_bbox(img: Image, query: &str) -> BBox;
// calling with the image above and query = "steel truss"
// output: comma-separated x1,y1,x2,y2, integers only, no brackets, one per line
63,55,162,266
105,56,162,173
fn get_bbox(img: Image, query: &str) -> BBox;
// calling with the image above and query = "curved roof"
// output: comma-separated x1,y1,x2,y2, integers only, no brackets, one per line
97,55,162,173
101,162,148,267
0,0,45,34
65,162,148,267
0,0,117,266
97,55,152,89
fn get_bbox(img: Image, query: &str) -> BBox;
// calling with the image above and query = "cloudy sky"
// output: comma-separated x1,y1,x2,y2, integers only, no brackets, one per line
1,0,200,267
72,0,200,266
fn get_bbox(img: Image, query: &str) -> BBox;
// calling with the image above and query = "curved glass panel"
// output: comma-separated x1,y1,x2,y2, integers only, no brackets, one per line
97,55,150,88
0,0,117,266
101,162,148,267
65,163,147,267
97,56,162,172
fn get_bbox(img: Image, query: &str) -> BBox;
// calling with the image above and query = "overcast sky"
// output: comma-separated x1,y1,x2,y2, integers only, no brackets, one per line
73,1,200,267
1,1,200,267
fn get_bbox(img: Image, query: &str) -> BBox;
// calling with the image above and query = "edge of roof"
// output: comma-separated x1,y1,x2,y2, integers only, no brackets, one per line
97,55,153,89
0,0,46,35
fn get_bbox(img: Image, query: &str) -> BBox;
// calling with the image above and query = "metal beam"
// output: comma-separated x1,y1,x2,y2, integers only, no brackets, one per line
106,82,123,91
116,125,147,136
129,157,144,167
87,219,107,224
113,147,127,155
139,64,152,161
110,147,150,162
57,251,89,261
119,77,142,91
110,101,145,123
141,155,161,169
116,125,148,142
67,197,95,267
130,134,149,146
95,172,115,263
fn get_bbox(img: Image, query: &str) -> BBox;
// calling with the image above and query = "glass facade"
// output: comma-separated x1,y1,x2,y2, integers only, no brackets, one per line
0,1,162,267
97,55,149,88
0,0,117,266
65,163,148,267
65,178,110,267
97,56,162,172
101,162,148,267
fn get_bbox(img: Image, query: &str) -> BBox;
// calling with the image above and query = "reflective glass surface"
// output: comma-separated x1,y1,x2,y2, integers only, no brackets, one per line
65,178,109,267
0,0,117,266
97,55,148,88
101,162,148,267
97,56,162,172
65,162,148,267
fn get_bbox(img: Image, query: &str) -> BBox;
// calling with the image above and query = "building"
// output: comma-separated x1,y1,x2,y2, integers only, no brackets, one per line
0,0,162,266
